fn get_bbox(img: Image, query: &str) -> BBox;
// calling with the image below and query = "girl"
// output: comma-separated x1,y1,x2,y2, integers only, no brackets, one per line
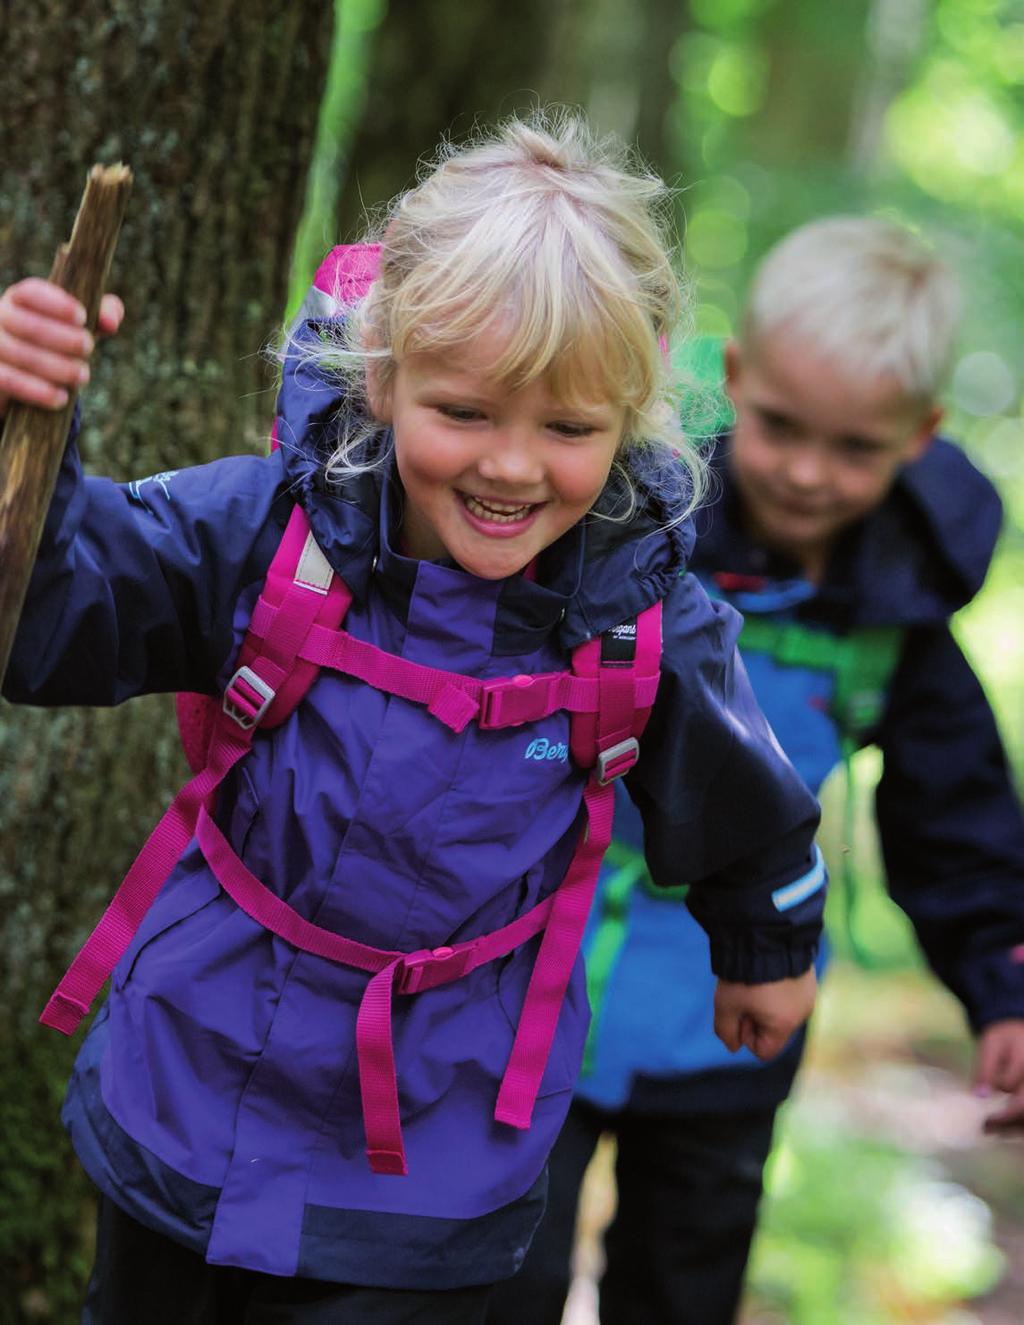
1,115,821,1324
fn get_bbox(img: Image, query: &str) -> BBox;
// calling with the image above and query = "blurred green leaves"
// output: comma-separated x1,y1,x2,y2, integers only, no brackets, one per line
750,1107,1004,1323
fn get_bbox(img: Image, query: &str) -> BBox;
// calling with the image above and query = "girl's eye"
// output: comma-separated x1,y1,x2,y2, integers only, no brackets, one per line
436,404,485,424
549,421,595,439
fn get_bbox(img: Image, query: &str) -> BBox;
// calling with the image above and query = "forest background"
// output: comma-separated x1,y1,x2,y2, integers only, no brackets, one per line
0,1,1022,1322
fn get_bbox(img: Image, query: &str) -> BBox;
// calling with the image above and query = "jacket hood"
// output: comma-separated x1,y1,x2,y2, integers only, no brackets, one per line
274,325,693,652
693,434,1002,627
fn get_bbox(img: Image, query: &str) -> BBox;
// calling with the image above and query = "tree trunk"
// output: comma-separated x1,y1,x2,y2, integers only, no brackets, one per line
0,5,331,1319
745,0,873,166
332,0,579,242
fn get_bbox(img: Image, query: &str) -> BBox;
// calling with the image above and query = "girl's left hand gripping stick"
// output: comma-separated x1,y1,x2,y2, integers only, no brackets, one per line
0,164,132,684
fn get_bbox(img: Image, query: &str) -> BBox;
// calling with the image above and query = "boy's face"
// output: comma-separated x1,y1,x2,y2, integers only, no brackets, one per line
369,329,625,580
724,335,941,578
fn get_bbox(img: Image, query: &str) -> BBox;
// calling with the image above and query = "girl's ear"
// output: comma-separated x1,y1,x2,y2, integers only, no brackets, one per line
365,361,393,424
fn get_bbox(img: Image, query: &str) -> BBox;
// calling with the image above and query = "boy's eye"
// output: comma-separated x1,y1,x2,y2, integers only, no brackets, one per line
840,436,884,459
758,408,796,437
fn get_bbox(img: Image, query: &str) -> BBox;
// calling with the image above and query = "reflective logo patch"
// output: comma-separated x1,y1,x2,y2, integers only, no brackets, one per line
524,737,569,764
128,470,179,503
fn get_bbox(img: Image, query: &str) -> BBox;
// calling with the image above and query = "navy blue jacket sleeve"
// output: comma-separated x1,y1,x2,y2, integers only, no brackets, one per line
626,571,825,984
2,431,289,707
876,624,1024,1030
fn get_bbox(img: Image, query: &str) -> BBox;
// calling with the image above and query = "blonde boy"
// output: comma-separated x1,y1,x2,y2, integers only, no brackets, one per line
488,217,1024,1325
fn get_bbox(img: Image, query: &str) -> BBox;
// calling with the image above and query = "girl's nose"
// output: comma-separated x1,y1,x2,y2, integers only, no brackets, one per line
477,429,545,489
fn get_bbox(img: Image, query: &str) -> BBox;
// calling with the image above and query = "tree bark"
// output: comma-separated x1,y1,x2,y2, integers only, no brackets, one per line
333,0,576,243
0,5,331,1319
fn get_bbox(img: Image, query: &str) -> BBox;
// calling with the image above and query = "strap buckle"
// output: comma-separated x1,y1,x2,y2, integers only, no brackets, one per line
396,946,471,995
596,737,639,785
478,673,542,730
223,666,276,730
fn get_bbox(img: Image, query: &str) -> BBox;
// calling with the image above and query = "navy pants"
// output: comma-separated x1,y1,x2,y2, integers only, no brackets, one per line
84,1196,493,1325
485,1100,778,1325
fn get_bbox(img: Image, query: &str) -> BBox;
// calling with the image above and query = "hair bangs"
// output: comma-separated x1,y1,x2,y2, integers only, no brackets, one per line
388,195,659,422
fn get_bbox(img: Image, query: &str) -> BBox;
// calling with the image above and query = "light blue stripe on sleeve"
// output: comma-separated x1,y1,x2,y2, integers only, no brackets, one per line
771,846,827,912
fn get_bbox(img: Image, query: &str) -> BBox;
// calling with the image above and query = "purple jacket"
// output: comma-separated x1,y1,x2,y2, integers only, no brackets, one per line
4,330,822,1287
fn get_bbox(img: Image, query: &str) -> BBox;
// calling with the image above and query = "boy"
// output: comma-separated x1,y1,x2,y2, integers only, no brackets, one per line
486,217,1024,1325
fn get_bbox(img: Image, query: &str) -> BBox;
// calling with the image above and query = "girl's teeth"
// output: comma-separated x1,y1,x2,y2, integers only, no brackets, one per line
464,494,534,523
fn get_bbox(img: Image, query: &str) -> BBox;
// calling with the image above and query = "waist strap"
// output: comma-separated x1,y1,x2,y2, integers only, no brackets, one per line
194,803,565,1176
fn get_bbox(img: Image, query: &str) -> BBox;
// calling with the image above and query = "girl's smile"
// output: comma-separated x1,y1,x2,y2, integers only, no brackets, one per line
370,331,626,579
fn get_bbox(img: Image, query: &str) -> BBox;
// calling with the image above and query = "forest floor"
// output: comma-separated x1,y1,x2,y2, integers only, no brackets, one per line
562,964,1024,1325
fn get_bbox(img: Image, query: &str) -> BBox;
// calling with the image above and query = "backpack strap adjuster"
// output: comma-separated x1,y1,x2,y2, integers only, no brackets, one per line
596,737,640,784
223,665,276,730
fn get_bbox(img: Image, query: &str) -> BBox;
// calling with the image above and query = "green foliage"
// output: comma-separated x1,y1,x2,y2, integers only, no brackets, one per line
747,1097,1004,1323
288,0,388,315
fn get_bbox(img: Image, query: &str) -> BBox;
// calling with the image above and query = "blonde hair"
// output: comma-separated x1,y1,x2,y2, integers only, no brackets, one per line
741,216,961,403
303,111,704,523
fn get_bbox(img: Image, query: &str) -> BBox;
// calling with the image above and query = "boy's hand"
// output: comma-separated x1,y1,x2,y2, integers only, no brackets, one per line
0,278,124,417
974,1018,1024,1134
714,966,817,1061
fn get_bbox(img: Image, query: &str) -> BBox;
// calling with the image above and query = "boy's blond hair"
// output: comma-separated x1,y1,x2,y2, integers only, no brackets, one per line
741,216,961,404
307,111,703,521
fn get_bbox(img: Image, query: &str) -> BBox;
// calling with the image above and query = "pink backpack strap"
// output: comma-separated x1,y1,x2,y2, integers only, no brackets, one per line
40,506,349,1035
175,244,382,768
194,802,558,1176
494,601,663,1130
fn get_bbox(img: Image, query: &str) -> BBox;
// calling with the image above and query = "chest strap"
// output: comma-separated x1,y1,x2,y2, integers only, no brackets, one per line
245,598,659,734
738,616,904,747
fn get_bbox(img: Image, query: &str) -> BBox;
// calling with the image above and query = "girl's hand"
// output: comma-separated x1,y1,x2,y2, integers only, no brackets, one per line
714,967,817,1061
0,278,124,418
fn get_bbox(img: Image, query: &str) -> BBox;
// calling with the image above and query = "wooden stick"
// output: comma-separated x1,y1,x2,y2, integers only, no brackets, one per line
0,163,132,685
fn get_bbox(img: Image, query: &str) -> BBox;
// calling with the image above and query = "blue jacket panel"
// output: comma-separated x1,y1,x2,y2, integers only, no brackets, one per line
577,433,1024,1115
4,336,822,1284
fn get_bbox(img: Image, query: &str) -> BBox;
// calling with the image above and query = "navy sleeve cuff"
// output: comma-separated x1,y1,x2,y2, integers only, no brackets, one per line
708,934,819,984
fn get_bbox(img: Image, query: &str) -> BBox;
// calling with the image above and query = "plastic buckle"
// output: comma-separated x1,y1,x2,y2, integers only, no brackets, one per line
223,665,276,730
478,673,538,730
596,737,639,785
397,946,470,995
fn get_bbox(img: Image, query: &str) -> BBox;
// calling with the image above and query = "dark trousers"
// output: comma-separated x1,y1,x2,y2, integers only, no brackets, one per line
83,1196,494,1325
486,1099,778,1325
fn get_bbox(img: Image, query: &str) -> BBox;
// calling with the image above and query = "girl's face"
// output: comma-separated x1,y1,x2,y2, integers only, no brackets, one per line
370,331,625,579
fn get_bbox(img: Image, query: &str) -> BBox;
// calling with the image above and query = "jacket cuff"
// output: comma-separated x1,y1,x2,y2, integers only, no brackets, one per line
954,946,1024,1033
709,933,819,984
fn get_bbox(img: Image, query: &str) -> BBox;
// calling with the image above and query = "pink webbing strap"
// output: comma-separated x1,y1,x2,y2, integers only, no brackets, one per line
194,805,555,1176
494,601,663,1129
40,723,254,1034
40,506,348,1035
245,601,659,735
